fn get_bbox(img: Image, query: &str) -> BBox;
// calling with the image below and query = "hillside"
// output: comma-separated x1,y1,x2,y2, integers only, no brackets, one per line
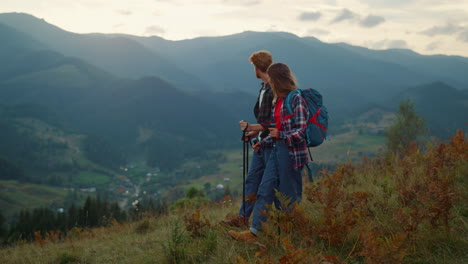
0,103,113,219
0,131,466,264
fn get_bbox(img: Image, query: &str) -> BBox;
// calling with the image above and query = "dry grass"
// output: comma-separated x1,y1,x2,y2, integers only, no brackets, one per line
1,131,467,264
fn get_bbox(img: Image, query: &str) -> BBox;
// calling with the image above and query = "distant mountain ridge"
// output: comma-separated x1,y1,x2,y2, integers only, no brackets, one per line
0,22,239,177
0,13,468,144
0,12,210,93
126,30,468,123
336,43,468,90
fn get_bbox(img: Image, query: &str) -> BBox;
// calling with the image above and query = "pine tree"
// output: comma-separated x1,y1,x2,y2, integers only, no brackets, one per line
67,203,79,229
385,99,428,154
0,211,5,238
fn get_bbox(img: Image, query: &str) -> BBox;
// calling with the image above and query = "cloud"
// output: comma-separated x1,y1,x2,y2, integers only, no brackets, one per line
370,39,409,49
426,41,441,51
298,11,322,21
358,0,415,8
330,9,385,29
223,0,261,5
324,0,338,4
421,23,464,36
116,9,132,16
145,25,166,35
359,15,385,28
266,24,279,32
458,30,468,42
331,8,358,24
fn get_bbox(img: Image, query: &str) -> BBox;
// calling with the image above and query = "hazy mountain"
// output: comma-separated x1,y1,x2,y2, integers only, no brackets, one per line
3,12,468,124
394,82,468,139
336,43,468,90
2,12,467,155
0,12,210,93
128,31,468,122
0,23,239,175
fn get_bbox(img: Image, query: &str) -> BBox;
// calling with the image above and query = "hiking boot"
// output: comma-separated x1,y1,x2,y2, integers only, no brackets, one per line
228,230,257,243
219,216,248,227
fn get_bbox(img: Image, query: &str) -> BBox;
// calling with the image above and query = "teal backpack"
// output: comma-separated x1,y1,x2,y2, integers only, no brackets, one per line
285,88,329,180
285,88,328,147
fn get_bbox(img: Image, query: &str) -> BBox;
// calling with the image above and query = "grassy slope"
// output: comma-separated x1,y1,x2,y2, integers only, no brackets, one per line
2,132,466,264
0,180,67,219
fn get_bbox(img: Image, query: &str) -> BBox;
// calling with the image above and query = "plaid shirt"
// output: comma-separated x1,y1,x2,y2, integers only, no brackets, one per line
261,92,309,169
253,83,274,132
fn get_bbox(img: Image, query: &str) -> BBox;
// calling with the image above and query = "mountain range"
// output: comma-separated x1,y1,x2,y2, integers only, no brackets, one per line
0,12,467,182
126,31,468,118
0,20,239,184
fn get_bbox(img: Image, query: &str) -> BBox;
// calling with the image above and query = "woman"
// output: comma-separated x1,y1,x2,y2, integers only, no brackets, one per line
229,62,309,242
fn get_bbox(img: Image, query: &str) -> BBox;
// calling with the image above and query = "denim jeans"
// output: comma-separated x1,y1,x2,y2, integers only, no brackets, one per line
238,146,272,219
250,141,303,234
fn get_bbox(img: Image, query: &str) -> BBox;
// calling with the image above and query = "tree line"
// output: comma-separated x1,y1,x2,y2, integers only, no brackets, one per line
0,196,168,245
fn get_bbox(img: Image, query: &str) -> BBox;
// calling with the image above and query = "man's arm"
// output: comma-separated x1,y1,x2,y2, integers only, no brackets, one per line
239,121,265,132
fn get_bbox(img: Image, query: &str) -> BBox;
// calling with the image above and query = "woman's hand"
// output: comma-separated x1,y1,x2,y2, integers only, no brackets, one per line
252,142,262,152
268,127,280,138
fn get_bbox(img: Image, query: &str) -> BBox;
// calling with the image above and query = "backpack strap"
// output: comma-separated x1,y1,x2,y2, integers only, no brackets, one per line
304,163,314,182
284,89,302,123
308,147,313,162
284,89,301,115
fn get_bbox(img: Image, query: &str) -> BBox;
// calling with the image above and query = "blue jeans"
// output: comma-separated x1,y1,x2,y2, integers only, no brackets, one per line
250,141,303,234
238,147,272,219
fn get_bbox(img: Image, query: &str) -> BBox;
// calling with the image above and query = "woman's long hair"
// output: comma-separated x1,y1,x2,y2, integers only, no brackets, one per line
267,63,297,98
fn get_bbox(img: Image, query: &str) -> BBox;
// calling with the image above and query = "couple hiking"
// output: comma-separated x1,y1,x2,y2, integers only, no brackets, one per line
221,50,311,243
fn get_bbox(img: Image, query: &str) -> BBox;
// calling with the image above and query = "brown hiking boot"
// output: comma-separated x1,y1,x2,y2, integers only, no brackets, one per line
219,216,248,227
228,230,257,243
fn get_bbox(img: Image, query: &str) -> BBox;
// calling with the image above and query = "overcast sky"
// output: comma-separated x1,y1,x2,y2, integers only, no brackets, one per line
2,0,468,57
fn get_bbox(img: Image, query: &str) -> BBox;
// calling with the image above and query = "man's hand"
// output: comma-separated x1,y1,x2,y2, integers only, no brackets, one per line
239,120,249,131
243,131,259,142
268,128,280,138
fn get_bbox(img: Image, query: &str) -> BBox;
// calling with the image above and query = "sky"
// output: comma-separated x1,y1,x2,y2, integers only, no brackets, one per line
1,0,468,57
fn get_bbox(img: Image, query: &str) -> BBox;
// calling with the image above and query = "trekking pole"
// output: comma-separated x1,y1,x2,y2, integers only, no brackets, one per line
270,123,281,242
275,146,281,243
241,122,249,219
242,136,246,219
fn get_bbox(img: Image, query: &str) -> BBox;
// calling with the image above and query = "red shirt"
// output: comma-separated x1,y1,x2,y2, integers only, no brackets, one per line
274,97,283,131
261,93,309,169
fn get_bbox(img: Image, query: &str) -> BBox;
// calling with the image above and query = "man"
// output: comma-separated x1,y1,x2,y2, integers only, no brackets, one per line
220,50,274,227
